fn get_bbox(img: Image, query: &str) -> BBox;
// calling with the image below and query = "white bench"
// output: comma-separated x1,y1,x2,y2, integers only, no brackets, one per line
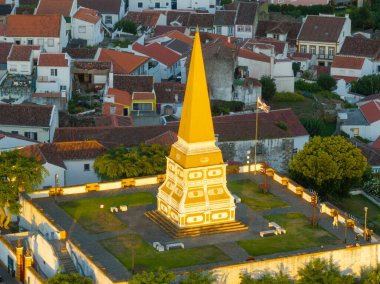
260,230,277,237
232,194,241,204
119,205,128,212
268,222,286,235
153,242,165,252
165,242,184,250
110,206,118,213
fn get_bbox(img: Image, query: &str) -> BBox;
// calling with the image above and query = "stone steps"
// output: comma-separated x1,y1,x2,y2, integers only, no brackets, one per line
145,210,248,239
49,240,77,273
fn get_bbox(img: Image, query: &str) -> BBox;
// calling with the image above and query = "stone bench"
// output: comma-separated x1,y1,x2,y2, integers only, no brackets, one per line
260,230,277,237
165,242,184,250
153,242,165,252
110,206,118,213
119,205,128,212
268,222,286,234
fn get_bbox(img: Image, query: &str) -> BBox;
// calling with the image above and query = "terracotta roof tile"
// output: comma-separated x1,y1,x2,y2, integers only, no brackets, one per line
145,130,177,146
373,136,380,150
238,48,271,63
298,15,346,43
78,0,121,14
74,7,101,24
331,55,365,70
332,75,358,83
73,61,111,70
8,45,39,61
106,88,132,105
165,30,193,45
5,14,62,37
154,82,185,103
214,10,235,26
348,138,380,166
125,10,163,27
167,10,191,26
113,75,153,94
95,115,133,127
187,13,214,28
358,93,380,103
340,36,380,59
35,0,74,17
360,101,380,124
0,42,12,64
235,2,258,25
0,130,38,143
154,25,186,37
132,42,181,66
0,104,53,127
132,92,155,100
63,47,97,59
257,20,301,46
98,48,148,74
38,53,69,67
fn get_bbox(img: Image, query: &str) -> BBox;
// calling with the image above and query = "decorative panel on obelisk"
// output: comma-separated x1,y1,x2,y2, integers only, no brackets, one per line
147,31,247,237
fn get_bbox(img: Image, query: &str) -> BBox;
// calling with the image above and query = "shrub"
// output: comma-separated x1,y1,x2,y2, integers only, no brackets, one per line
317,90,340,100
260,75,277,101
317,74,336,91
114,19,137,34
274,92,305,102
211,100,245,116
300,118,324,137
295,80,322,93
363,178,380,198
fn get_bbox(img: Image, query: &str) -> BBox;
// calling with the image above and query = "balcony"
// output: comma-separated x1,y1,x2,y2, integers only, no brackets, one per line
317,54,334,60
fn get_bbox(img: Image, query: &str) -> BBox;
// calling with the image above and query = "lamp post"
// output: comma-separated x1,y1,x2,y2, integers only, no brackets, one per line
344,212,348,244
364,207,368,241
54,174,59,201
246,150,251,173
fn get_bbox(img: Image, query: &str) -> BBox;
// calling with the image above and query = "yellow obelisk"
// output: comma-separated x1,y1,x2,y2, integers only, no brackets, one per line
154,31,244,234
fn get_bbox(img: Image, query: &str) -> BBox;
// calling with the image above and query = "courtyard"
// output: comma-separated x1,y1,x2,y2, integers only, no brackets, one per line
33,174,369,278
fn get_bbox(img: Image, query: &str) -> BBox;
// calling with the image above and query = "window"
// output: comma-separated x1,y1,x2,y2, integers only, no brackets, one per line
133,103,153,111
309,45,316,55
300,45,307,53
319,46,325,55
123,108,129,116
237,25,244,32
84,164,90,171
47,39,54,47
293,148,298,153
328,47,335,56
105,15,112,25
51,69,57,76
38,39,44,46
210,4,215,8
138,2,143,8
27,39,33,45
155,2,160,8
24,132,37,140
15,39,21,45
273,34,279,40
352,128,359,136
60,85,66,91
245,26,252,32
228,26,233,36
78,26,86,33
216,26,221,34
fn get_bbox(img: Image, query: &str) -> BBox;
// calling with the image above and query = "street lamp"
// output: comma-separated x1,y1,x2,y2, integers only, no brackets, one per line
364,207,368,241
54,174,59,200
344,212,348,244
246,150,251,173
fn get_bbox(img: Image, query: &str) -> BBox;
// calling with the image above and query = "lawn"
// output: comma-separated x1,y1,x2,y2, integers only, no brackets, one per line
238,212,341,256
60,192,155,234
270,96,318,120
100,234,231,271
332,194,380,234
228,179,288,210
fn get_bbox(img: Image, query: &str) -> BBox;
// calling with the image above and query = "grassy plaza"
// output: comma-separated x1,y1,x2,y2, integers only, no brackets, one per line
60,192,155,233
238,212,341,256
228,179,288,210
100,234,231,271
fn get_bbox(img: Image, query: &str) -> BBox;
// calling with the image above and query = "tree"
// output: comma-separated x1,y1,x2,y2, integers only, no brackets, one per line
179,271,216,284
221,0,232,4
47,273,92,284
300,118,324,137
240,271,292,284
114,19,137,34
0,150,46,229
317,74,336,91
292,62,301,76
289,136,367,197
360,265,380,284
351,74,380,96
260,75,277,101
130,267,176,284
297,258,355,284
94,144,169,180
363,178,380,198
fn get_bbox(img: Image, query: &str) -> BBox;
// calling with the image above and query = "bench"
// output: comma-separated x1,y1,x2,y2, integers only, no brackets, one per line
119,205,128,212
153,242,165,252
165,242,184,250
110,206,118,213
260,230,277,237
268,222,286,235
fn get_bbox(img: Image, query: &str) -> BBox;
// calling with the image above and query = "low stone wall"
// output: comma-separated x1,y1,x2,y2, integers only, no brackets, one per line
212,243,380,283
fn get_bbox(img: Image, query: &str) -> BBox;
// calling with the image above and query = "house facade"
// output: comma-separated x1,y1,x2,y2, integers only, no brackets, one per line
177,0,216,13
129,0,171,11
234,2,259,39
0,104,58,143
2,15,68,53
72,7,104,46
78,0,125,28
7,45,40,75
0,131,37,152
331,55,373,83
214,10,235,37
297,14,351,66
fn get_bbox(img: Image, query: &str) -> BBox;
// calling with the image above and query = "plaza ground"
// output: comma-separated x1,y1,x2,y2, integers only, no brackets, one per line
33,173,373,279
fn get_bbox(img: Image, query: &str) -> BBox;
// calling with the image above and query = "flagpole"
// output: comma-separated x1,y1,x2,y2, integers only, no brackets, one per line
254,93,259,175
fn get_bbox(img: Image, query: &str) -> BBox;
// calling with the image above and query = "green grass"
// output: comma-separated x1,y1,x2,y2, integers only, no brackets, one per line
270,96,318,120
100,234,231,271
60,192,155,234
319,121,336,137
228,179,288,210
332,194,380,234
238,212,341,256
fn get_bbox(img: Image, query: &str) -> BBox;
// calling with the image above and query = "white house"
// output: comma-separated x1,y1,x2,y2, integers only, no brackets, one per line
177,0,216,13
234,2,259,39
124,10,167,36
21,141,106,187
339,100,380,141
72,7,104,46
78,0,125,28
331,55,373,83
214,10,235,37
7,45,40,75
0,130,37,152
132,42,182,81
129,0,171,11
1,15,68,53
0,104,58,143
36,53,72,100
273,59,295,92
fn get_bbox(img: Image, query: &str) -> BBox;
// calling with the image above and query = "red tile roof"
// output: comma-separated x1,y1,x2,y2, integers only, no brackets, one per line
0,42,12,64
74,61,111,70
154,25,186,37
106,88,132,105
235,2,258,26
331,55,365,70
132,42,181,67
373,136,380,150
38,53,69,67
298,15,346,43
5,15,62,37
8,45,39,61
145,130,177,146
0,104,54,127
154,82,185,103
95,115,133,127
289,52,313,60
125,10,163,27
165,30,193,45
340,36,380,59
113,74,154,94
78,0,122,14
360,101,380,124
74,7,101,24
132,92,155,100
187,13,214,28
98,48,148,74
358,93,380,103
332,75,358,83
35,0,74,17
238,48,271,63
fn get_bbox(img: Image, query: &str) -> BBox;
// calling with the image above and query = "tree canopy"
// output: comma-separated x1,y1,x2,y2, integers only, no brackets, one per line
114,19,137,34
47,273,92,284
289,136,367,197
317,74,336,91
0,150,46,229
350,74,380,96
260,75,277,101
240,271,292,284
179,271,216,284
130,268,176,284
94,144,169,180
